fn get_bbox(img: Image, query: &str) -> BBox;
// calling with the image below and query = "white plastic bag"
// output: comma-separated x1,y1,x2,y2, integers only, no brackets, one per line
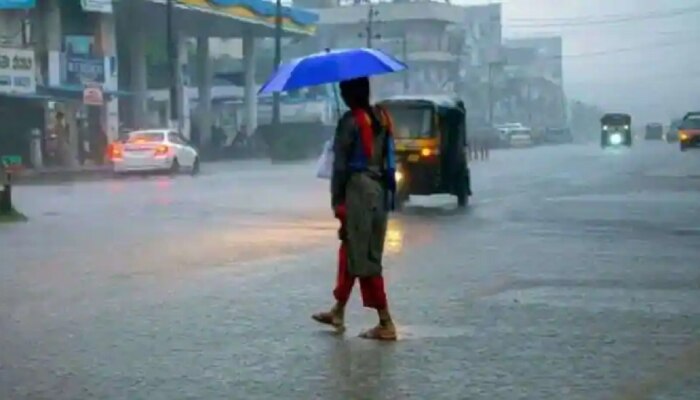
316,137,334,179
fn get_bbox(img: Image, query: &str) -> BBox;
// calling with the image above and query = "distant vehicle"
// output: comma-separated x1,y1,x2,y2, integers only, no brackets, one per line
111,129,200,175
601,113,632,148
379,95,472,209
678,112,700,151
543,127,573,144
644,123,663,140
665,118,682,142
494,123,533,147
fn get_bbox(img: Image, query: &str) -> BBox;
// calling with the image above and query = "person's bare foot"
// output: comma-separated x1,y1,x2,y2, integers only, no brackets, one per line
312,306,345,332
359,321,397,341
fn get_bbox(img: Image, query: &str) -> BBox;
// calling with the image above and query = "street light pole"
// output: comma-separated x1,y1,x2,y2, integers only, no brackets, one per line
272,0,282,127
487,62,494,126
166,0,179,129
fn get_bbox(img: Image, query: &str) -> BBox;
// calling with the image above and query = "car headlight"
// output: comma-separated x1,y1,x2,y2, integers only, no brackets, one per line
603,125,609,131
624,125,630,130
609,133,623,145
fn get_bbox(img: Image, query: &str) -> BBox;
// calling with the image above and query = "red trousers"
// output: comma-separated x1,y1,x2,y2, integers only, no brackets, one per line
333,240,388,310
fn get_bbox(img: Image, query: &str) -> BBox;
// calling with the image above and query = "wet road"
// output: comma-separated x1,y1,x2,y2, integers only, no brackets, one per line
2,143,700,399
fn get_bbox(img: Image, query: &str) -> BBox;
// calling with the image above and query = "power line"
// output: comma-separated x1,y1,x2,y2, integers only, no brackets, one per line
507,5,700,28
565,69,700,86
505,39,698,64
506,28,700,38
507,4,700,23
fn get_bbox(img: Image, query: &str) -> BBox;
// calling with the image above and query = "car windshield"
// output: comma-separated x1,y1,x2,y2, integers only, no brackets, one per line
383,105,434,139
127,132,165,143
680,118,700,130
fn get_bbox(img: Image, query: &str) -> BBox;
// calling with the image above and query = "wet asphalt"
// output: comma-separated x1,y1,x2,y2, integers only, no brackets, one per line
1,142,700,400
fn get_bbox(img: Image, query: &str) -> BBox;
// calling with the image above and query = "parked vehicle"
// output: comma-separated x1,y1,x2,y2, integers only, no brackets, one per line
494,123,534,148
111,129,200,175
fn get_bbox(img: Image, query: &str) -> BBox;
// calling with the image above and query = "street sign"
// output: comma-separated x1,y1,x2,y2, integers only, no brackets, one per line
1,155,23,173
81,0,112,13
0,47,36,95
83,83,104,106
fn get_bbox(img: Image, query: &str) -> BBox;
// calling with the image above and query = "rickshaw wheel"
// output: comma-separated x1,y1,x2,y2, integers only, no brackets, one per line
457,191,468,208
456,167,469,208
395,189,409,211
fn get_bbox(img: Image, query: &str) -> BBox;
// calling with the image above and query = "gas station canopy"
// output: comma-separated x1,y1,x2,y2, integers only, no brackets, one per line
139,0,318,38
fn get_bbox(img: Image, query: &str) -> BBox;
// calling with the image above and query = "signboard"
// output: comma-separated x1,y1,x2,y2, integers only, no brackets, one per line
83,84,104,106
0,47,36,95
0,0,35,9
1,155,23,173
65,35,94,56
81,0,112,13
65,55,104,85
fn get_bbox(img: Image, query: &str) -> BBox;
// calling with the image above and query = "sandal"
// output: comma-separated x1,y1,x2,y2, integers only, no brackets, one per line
312,311,345,332
359,323,397,341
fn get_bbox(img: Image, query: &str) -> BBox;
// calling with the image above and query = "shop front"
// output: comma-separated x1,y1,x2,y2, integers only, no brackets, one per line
0,45,46,168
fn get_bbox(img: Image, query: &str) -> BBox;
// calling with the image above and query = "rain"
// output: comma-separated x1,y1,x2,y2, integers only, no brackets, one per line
1,0,699,399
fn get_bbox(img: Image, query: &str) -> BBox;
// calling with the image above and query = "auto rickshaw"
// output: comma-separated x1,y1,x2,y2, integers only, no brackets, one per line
601,113,632,148
378,95,472,209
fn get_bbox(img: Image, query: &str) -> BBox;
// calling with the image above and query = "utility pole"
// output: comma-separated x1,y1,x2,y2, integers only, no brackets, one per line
487,62,495,126
272,0,282,127
364,4,379,48
166,0,179,130
526,78,532,127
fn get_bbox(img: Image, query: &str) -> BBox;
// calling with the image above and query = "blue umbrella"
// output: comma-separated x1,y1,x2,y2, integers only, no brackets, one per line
258,48,407,95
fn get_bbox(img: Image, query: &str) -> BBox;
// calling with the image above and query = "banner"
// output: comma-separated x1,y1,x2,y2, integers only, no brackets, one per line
81,0,112,13
0,47,36,95
0,0,35,9
83,84,104,106
65,55,105,85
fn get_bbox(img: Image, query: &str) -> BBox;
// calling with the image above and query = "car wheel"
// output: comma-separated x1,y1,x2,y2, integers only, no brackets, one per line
170,158,180,174
191,157,200,175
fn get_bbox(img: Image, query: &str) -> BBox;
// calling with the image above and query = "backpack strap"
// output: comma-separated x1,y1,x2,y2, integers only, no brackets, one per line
375,106,394,137
351,108,374,158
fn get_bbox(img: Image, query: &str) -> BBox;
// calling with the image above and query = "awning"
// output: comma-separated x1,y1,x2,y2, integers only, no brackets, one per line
0,92,53,101
38,85,132,100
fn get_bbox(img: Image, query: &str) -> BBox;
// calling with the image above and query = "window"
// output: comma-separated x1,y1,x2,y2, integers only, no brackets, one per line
384,106,434,139
127,132,165,142
680,118,700,130
168,132,184,144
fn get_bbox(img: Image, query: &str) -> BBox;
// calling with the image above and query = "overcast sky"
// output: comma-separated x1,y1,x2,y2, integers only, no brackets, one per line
460,0,700,122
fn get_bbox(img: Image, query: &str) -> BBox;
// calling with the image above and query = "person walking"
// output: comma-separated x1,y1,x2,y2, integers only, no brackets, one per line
312,77,398,341
53,111,72,166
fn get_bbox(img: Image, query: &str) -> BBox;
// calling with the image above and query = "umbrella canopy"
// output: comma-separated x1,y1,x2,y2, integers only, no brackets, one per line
259,48,407,95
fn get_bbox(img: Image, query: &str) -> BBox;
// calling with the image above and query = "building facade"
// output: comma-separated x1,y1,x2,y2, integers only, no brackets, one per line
500,36,566,130
303,1,469,98
0,0,118,168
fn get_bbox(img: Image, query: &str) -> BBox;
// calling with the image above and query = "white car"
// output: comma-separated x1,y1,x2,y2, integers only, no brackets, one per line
495,123,533,147
112,129,200,174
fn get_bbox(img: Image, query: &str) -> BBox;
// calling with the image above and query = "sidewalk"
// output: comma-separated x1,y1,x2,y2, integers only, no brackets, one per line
11,164,113,185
